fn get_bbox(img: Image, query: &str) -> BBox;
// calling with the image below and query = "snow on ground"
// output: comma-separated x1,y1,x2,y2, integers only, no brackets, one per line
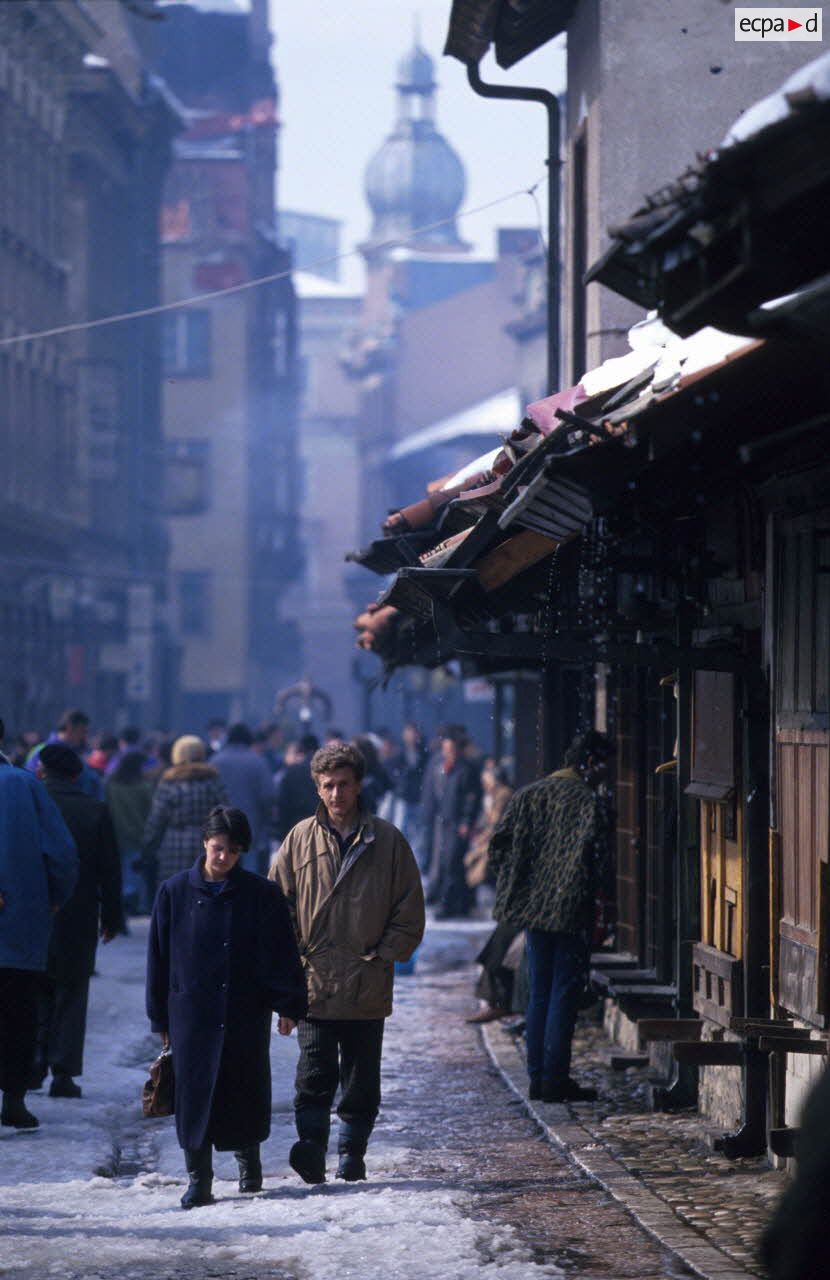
0,921,561,1279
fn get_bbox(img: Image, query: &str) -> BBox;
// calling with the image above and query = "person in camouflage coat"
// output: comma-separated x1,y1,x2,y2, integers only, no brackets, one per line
141,736,227,888
487,730,614,1104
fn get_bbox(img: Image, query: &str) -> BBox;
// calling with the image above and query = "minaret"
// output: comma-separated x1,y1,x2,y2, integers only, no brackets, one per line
362,39,468,261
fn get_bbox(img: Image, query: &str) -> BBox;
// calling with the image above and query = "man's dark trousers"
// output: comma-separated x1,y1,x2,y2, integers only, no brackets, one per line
0,969,39,1097
34,973,90,1080
525,929,588,1087
295,1018,384,1155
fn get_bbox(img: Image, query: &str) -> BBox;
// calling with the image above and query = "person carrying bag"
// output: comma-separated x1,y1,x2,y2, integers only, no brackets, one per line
146,806,307,1209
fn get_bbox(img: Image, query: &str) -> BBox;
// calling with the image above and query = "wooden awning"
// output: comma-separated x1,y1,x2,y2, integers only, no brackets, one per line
443,0,577,69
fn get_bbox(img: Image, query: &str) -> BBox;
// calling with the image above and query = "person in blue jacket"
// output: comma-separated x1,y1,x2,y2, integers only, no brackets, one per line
25,708,103,801
146,805,307,1209
0,719,78,1129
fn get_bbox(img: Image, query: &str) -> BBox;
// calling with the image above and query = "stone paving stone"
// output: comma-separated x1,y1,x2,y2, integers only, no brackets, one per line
398,966,699,1278
481,1008,787,1279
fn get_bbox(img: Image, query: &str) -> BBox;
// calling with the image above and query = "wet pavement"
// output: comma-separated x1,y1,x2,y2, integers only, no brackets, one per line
392,931,698,1279
481,998,789,1279
1,919,788,1279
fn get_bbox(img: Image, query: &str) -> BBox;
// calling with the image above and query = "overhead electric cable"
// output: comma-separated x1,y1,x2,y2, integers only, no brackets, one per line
0,177,548,349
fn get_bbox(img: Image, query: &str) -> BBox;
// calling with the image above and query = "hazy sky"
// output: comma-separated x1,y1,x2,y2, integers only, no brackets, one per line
269,1,566,287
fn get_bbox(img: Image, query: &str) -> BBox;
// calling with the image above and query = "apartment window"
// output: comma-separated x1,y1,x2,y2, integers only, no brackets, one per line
164,440,210,515
178,571,211,637
162,309,211,377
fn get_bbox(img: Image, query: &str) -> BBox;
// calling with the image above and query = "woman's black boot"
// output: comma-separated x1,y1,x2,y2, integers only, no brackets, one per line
181,1143,214,1209
234,1144,262,1193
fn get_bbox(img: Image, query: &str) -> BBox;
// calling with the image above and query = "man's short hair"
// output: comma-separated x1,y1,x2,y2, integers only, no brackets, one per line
440,723,468,747
226,722,254,746
40,743,83,778
310,742,365,782
58,708,90,732
564,730,614,770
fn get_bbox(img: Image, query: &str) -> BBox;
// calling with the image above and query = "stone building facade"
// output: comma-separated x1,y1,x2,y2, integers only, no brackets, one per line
146,0,302,730
0,0,178,736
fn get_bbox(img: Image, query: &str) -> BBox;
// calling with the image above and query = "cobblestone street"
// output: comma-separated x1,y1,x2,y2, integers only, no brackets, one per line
0,920,791,1279
482,1007,790,1280
394,935,698,1279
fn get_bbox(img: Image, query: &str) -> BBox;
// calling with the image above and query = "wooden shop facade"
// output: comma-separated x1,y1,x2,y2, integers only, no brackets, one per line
349,79,830,1156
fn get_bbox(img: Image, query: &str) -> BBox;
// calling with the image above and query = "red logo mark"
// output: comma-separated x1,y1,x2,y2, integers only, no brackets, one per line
788,17,803,28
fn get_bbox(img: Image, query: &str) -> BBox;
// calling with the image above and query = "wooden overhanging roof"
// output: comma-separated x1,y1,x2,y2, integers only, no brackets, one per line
443,0,576,69
586,97,830,337
350,328,830,675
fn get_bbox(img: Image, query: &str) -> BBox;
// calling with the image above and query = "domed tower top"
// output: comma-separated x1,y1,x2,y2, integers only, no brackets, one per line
364,40,468,256
396,42,436,94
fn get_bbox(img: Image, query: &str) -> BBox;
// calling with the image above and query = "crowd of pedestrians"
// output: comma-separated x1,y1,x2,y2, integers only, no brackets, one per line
6,702,830,1266
0,704,613,1192
0,709,454,1169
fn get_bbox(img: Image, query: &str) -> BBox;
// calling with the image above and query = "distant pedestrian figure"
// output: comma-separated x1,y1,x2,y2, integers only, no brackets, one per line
274,734,319,840
389,721,428,861
487,730,614,1103
26,708,103,800
140,735,227,893
147,806,306,1209
106,749,153,915
352,734,391,814
0,720,77,1129
465,760,516,1024
34,744,122,1099
211,723,276,874
421,731,482,919
271,742,424,1185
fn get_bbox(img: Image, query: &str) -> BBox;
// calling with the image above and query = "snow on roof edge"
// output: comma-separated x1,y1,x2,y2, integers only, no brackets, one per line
721,49,830,148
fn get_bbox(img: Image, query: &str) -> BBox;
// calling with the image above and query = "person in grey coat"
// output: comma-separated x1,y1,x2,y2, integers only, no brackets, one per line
140,736,227,890
421,731,482,919
210,723,276,873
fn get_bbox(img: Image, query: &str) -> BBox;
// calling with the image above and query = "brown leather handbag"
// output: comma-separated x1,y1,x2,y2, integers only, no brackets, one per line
142,1046,174,1118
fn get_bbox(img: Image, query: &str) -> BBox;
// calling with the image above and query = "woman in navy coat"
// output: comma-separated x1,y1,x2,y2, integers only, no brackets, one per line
146,806,307,1208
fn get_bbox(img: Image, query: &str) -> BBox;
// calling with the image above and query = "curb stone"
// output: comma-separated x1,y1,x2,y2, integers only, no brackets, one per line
481,1022,760,1280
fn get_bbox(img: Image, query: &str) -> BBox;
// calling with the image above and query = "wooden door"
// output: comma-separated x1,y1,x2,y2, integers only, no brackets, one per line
774,513,830,1025
776,730,828,1022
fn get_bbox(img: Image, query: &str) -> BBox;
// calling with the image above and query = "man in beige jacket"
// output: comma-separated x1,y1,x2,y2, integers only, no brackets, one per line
270,741,424,1184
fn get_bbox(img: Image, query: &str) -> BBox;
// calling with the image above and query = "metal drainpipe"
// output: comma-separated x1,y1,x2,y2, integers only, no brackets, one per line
466,62,560,393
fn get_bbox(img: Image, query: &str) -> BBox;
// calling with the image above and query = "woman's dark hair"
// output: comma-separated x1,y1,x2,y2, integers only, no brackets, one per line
564,730,614,770
202,806,252,851
111,749,146,785
493,762,512,787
